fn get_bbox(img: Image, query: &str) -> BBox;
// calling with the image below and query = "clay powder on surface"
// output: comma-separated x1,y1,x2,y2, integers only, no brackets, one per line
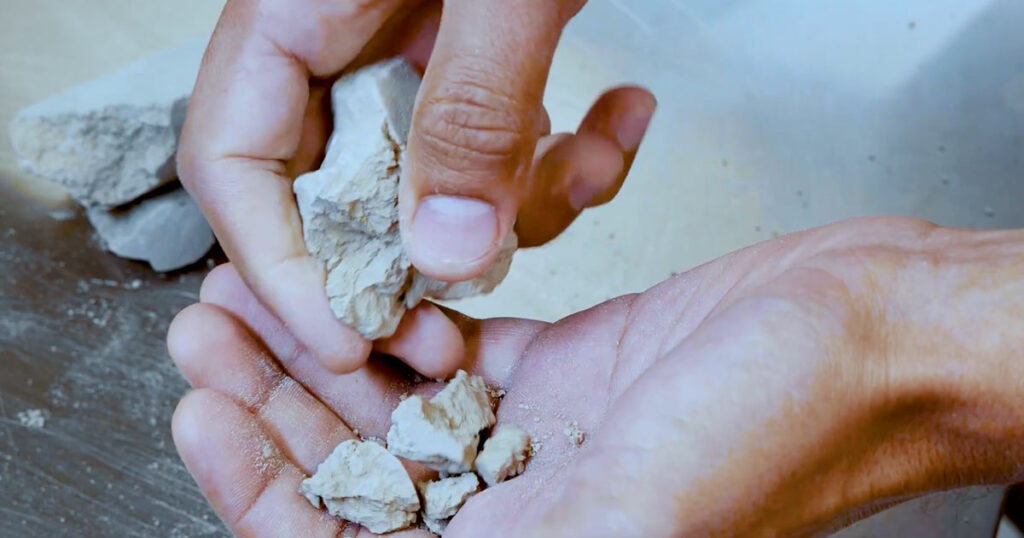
387,370,496,474
299,440,420,534
292,58,516,340
474,424,531,487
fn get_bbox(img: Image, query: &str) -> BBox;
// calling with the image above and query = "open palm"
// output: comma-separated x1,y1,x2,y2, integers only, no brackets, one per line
169,217,1006,537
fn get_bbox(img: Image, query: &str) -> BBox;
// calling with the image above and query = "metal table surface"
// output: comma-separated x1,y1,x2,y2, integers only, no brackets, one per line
2,1,1023,537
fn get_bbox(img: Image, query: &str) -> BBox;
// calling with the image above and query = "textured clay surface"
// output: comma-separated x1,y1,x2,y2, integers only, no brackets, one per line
292,59,517,339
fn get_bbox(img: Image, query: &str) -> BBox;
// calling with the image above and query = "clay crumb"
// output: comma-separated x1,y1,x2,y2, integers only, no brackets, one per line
17,408,48,428
474,424,531,486
564,421,586,447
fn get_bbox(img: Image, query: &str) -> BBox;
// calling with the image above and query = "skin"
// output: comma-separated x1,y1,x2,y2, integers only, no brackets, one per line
168,217,1024,537
175,0,656,374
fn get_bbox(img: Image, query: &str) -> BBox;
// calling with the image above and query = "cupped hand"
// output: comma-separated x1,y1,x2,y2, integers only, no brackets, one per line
175,0,656,373
168,217,1024,537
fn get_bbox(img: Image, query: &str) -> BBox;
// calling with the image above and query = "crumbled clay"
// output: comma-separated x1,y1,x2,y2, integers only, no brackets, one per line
387,370,496,473
8,37,206,207
86,186,214,272
474,424,531,486
292,59,516,339
419,473,480,521
299,440,419,534
564,421,586,447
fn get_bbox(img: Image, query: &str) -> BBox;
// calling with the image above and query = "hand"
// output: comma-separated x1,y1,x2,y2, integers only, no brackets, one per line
175,0,657,373
168,217,1024,537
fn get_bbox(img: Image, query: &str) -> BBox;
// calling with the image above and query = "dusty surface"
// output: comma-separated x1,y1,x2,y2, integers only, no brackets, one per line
387,371,496,473
475,424,531,487
86,186,215,272
300,440,420,534
293,59,516,339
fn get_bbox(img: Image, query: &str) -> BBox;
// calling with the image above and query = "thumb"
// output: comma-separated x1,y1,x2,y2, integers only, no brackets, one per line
400,0,580,281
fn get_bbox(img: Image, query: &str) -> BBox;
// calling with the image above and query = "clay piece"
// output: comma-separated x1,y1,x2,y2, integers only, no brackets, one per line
474,424,531,487
9,37,206,207
419,473,480,520
86,186,214,272
292,58,517,340
387,370,496,474
299,440,420,534
418,473,480,532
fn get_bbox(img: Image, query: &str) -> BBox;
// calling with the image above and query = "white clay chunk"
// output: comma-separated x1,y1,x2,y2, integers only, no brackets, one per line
387,370,496,473
419,473,480,521
299,440,420,534
292,59,516,339
474,424,532,487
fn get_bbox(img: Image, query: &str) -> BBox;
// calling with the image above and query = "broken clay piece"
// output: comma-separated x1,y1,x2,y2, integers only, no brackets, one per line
9,38,205,208
419,473,480,522
475,424,531,487
86,186,214,272
292,58,517,339
387,370,496,474
300,439,420,534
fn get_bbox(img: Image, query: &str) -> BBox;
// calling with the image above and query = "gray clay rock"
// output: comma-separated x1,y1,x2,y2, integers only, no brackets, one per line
87,186,214,272
293,59,517,340
9,37,206,207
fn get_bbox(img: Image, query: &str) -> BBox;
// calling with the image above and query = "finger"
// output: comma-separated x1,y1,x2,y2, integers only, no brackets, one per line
516,87,656,247
177,0,409,372
400,0,583,281
374,302,466,379
199,264,546,433
172,389,344,537
168,303,356,473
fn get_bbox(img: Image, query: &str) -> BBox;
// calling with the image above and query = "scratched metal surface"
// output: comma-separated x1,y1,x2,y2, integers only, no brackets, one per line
0,181,225,538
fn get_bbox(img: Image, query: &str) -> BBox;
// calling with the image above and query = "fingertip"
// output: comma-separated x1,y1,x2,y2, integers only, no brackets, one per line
171,389,212,463
167,303,211,376
376,302,465,379
199,262,239,304
407,195,503,281
250,256,372,374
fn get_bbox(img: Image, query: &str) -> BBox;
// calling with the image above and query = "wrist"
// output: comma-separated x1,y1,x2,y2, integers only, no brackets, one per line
876,226,1024,492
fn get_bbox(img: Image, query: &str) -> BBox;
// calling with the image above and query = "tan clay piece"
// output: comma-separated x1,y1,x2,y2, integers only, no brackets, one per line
387,370,496,473
299,440,420,533
292,59,516,339
418,472,481,533
474,424,531,486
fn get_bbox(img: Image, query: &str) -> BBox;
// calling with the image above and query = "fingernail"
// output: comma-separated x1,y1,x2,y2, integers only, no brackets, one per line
616,100,656,152
568,177,603,211
412,195,499,266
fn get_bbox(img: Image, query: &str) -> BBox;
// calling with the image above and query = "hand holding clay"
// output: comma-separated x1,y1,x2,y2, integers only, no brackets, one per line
175,0,656,373
168,218,1024,536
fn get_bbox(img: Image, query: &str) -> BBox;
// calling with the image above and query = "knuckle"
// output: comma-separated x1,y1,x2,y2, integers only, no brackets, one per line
416,79,531,170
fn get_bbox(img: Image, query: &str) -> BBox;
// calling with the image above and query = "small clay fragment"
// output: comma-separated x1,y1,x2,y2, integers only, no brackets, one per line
300,440,420,534
387,370,495,473
419,473,480,521
474,424,531,486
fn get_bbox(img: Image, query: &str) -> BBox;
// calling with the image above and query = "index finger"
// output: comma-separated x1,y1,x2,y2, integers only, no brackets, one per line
176,0,408,371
